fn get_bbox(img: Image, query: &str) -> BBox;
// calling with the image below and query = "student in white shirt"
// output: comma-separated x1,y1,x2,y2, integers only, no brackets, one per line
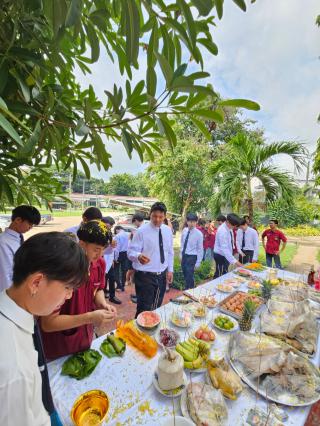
128,213,145,303
180,213,204,289
236,218,260,264
114,225,130,291
128,202,174,317
102,216,122,305
0,232,88,426
64,206,102,240
213,213,242,278
0,205,41,291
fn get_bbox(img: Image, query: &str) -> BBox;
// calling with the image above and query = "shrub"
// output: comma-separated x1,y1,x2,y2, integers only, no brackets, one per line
172,258,213,290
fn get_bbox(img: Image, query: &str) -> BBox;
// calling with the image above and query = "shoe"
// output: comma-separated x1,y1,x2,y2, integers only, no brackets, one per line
130,295,137,303
105,290,110,297
110,297,122,305
121,287,125,292
116,288,122,293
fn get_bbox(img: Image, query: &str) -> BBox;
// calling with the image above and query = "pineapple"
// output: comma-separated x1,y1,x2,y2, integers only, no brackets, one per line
239,300,256,331
261,280,272,302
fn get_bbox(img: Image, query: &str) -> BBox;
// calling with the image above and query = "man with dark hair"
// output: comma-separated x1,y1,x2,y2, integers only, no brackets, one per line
129,213,145,303
216,215,226,226
0,205,41,291
213,213,242,278
114,225,130,292
262,219,287,268
41,221,117,360
180,213,203,290
0,232,88,426
237,218,259,264
64,206,102,239
102,217,121,305
128,202,174,317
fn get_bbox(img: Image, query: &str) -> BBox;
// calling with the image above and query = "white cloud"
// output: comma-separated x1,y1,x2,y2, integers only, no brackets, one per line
76,0,320,179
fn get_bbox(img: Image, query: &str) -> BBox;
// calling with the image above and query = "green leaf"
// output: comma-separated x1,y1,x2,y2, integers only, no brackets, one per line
10,69,30,103
146,66,157,97
192,109,224,123
232,0,247,12
19,120,41,156
154,52,173,86
188,71,210,80
79,156,91,179
172,63,188,81
65,0,83,27
0,175,14,205
85,23,100,62
178,0,197,47
191,117,212,140
197,38,218,55
157,117,177,148
172,85,214,96
219,99,260,111
192,0,214,16
123,0,140,67
0,113,23,145
122,129,133,157
214,0,224,19
147,21,159,67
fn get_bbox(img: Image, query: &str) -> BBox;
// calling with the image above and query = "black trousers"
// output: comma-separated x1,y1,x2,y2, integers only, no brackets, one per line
239,249,254,264
181,254,197,290
114,251,129,289
213,253,230,279
134,270,167,318
105,264,116,299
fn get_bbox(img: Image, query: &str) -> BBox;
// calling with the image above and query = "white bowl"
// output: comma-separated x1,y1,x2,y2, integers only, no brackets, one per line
161,415,195,426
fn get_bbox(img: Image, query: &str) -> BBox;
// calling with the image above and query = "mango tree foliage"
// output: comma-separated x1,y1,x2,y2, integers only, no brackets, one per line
0,0,259,208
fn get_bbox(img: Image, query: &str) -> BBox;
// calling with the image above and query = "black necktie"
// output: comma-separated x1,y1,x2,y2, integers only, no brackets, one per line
242,231,246,250
230,231,233,248
20,234,24,246
33,321,55,416
159,228,165,264
182,230,190,256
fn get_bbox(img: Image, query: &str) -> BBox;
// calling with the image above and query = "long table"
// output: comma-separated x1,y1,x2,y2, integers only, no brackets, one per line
48,269,319,425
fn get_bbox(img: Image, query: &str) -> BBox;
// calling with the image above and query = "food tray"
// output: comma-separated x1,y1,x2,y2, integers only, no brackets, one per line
218,291,264,320
228,332,320,407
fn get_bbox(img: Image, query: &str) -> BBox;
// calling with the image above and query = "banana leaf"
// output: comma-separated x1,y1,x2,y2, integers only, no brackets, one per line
61,349,102,380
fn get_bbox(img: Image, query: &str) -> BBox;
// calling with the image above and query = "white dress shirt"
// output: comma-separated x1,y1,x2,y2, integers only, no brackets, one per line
0,291,50,426
213,222,237,264
104,245,115,273
114,230,129,261
128,223,174,273
236,227,259,260
0,229,22,291
180,227,204,267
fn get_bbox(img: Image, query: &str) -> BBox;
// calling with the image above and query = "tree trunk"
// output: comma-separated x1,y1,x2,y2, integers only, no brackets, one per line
247,197,254,222
179,187,193,230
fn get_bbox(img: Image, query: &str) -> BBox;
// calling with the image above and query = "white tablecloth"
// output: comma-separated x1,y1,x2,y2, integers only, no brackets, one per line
48,269,319,425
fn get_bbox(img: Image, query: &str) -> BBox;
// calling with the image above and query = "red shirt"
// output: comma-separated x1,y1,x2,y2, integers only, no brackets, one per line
204,228,216,249
262,229,287,254
41,257,106,360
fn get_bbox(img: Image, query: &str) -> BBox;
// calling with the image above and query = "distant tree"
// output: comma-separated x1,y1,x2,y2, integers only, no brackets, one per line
106,173,138,196
207,133,307,220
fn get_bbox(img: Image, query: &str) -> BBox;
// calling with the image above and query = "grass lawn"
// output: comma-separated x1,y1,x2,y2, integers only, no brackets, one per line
258,243,298,268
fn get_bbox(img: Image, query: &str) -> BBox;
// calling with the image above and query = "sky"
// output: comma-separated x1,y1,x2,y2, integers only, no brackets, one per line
75,0,320,181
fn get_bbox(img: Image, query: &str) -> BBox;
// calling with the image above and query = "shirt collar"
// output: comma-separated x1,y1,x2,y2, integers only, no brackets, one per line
5,228,21,239
0,291,34,334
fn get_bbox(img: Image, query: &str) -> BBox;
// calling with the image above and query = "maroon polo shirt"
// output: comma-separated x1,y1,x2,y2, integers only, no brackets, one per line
41,257,106,360
262,229,287,255
204,229,216,249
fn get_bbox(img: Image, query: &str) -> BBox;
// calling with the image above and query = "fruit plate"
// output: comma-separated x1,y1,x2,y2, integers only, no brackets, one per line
211,314,238,333
136,311,161,329
218,291,264,320
216,284,234,293
155,328,180,348
191,333,215,346
180,386,228,425
153,370,187,398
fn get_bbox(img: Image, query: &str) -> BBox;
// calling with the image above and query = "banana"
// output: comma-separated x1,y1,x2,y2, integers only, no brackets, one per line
184,355,205,370
176,344,197,362
181,341,198,354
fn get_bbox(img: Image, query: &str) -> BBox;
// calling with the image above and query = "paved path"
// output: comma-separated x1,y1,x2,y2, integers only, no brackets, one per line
288,242,319,273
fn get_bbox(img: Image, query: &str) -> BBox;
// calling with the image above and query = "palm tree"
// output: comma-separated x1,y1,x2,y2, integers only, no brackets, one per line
207,133,307,220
